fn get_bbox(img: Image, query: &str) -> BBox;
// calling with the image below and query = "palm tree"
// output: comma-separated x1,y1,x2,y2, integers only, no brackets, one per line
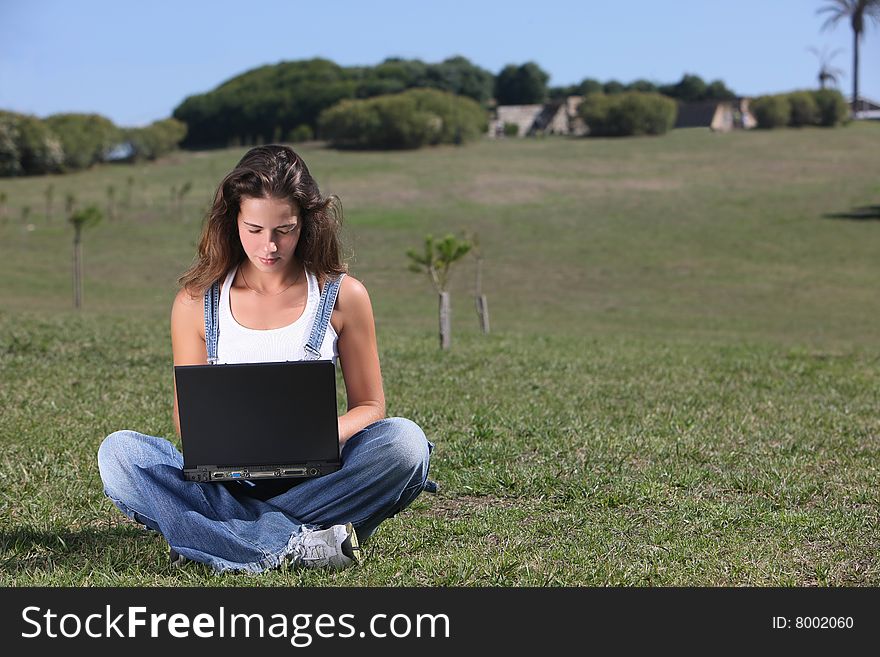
809,46,845,89
817,0,880,112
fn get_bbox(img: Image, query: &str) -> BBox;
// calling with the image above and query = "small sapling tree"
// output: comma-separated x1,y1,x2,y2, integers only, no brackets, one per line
106,184,116,221
65,192,77,218
173,181,192,220
69,204,102,309
468,231,490,334
124,175,134,209
407,233,471,349
44,183,54,223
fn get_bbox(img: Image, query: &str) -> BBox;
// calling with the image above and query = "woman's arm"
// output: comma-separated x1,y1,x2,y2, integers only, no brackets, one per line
170,288,209,437
332,276,386,446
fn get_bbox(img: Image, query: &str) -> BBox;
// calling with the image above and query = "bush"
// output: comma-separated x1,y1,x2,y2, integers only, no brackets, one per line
332,96,438,149
44,113,121,170
400,88,487,144
19,117,65,174
0,114,22,177
286,124,314,143
751,91,847,129
319,88,487,150
751,95,791,129
503,122,519,137
579,92,677,137
787,91,819,127
578,94,612,131
125,118,187,161
0,112,65,176
813,89,850,127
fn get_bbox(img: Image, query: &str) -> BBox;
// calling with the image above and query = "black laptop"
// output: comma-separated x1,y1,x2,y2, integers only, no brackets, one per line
174,360,342,483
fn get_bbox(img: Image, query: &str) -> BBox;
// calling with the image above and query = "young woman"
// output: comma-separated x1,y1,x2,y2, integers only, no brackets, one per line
98,145,434,573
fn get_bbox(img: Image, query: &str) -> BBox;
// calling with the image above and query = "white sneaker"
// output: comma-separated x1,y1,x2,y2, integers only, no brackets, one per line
290,522,360,570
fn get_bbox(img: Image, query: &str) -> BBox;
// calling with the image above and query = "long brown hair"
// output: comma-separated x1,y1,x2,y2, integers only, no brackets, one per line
178,145,346,295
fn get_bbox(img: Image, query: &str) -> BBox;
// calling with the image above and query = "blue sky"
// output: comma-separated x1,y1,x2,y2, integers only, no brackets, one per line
2,0,878,126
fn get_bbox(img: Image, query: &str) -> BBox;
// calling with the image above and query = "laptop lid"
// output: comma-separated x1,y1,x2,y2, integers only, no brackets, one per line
174,360,340,470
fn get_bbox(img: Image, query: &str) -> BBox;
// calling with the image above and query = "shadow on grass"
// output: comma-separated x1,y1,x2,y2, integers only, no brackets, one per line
823,205,880,221
0,525,158,577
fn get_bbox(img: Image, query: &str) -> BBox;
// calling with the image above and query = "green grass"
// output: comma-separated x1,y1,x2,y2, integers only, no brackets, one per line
1,123,879,585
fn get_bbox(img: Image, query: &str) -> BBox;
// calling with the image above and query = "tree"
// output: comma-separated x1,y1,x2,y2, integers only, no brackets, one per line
68,205,102,309
817,0,880,112
2,112,64,175
65,192,77,217
175,59,357,148
427,56,495,103
578,78,604,96
0,114,22,176
44,183,54,223
664,74,707,102
603,80,626,95
44,113,121,170
407,234,471,350
106,185,116,221
495,62,550,105
626,79,659,94
809,46,845,88
652,74,736,102
703,79,737,100
124,175,135,209
548,84,580,100
465,231,490,334
363,57,429,97
171,181,193,220
125,118,187,161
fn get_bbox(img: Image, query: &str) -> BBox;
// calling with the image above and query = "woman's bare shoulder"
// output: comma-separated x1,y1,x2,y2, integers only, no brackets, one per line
329,274,372,335
337,274,370,306
172,286,203,309
171,287,204,332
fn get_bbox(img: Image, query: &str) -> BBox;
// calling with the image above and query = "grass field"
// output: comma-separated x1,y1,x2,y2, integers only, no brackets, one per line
1,123,879,585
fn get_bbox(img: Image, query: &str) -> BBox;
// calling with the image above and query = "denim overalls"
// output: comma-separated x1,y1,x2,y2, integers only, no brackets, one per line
98,273,434,573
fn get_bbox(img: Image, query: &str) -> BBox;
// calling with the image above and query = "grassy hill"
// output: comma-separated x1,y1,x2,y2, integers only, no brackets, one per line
1,123,879,585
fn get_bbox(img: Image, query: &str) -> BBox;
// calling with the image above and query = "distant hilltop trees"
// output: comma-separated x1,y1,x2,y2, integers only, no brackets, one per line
0,111,186,177
0,54,747,174
173,57,496,149
173,55,741,149
549,73,737,103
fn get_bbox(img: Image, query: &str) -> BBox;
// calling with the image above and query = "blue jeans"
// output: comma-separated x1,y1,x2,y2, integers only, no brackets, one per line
97,417,433,573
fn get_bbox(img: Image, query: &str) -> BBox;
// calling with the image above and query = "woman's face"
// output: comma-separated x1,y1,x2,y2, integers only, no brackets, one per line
237,196,302,273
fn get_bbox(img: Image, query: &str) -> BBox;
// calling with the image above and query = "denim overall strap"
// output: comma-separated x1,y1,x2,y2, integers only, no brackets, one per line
303,273,345,360
203,281,221,365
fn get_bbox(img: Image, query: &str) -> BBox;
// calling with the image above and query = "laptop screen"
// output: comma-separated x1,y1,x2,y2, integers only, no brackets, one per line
175,360,340,468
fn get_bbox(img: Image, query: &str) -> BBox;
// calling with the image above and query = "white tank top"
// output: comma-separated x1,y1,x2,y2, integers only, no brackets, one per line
215,264,338,365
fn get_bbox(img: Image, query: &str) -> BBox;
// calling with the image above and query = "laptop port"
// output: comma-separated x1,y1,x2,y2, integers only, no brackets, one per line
308,468,319,476
230,471,245,478
282,467,307,476
211,472,226,479
248,470,277,478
